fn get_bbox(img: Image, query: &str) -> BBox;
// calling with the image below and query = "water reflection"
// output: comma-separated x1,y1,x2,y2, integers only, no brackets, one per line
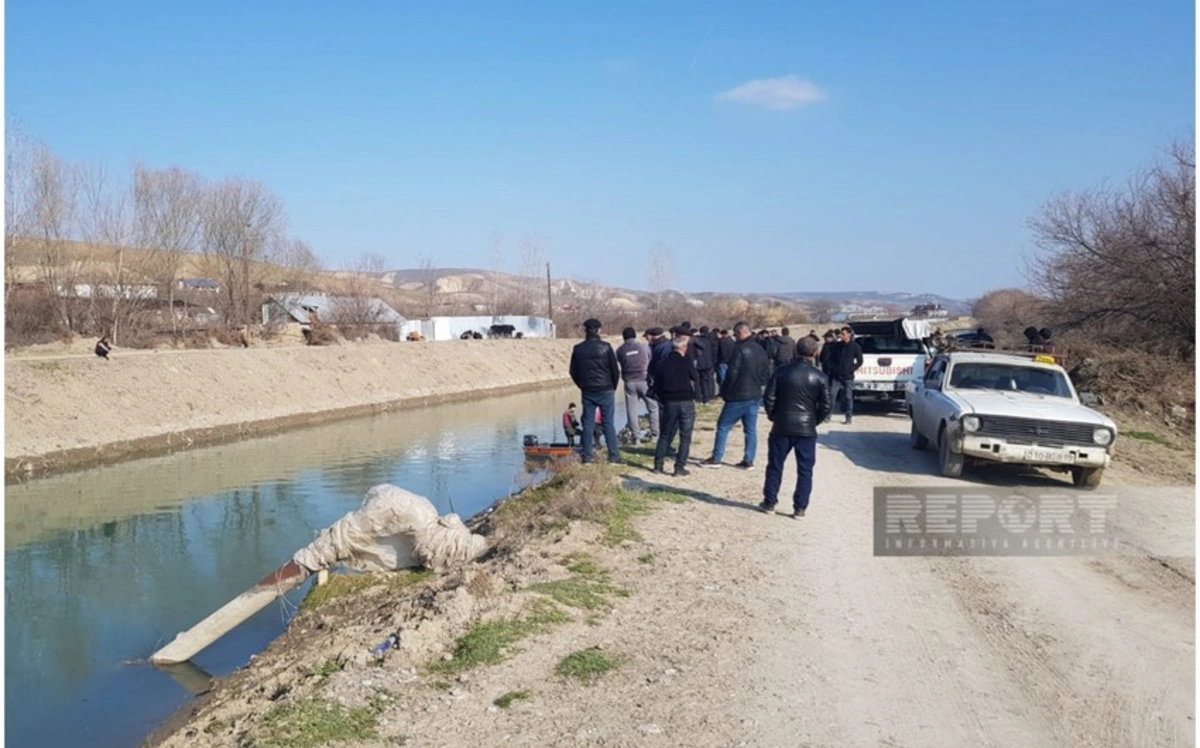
5,385,580,748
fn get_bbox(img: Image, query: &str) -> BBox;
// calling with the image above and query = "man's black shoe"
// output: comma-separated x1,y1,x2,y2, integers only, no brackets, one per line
792,508,806,518
652,465,666,474
673,467,691,477
757,501,775,514
736,460,755,470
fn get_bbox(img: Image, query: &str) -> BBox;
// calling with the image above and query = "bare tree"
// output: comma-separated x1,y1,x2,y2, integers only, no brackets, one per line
649,242,673,315
1027,137,1195,358
132,163,205,338
418,253,441,317
78,161,144,342
488,232,505,314
26,141,80,332
200,178,287,329
509,231,547,315
330,252,390,338
971,288,1046,346
5,117,35,305
807,298,841,325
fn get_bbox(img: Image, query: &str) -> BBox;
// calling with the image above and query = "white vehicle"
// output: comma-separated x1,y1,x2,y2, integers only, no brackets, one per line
906,350,1117,487
850,318,933,405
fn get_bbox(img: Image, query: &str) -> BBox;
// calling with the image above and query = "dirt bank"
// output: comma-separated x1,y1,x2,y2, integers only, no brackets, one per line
5,338,582,480
144,405,1194,748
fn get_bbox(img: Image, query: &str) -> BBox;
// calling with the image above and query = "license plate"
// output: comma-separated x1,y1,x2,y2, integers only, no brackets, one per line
1022,448,1076,464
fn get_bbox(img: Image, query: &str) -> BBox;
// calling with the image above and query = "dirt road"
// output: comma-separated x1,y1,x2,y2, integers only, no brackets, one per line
357,407,1194,747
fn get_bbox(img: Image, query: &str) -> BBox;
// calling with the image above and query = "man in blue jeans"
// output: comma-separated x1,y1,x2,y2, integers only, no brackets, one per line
569,318,623,464
760,336,831,516
700,322,771,469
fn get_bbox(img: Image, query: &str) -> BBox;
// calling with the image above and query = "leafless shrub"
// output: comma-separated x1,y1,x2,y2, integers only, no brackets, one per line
1027,138,1195,361
970,288,1048,347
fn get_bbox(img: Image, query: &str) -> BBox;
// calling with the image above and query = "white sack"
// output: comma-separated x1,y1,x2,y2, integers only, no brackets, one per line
292,484,489,574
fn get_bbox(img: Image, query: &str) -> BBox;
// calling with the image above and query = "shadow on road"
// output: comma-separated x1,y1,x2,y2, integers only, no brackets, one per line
820,415,1074,489
620,475,764,513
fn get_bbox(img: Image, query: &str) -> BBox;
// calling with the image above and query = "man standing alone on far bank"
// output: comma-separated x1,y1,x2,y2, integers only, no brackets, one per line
701,321,771,469
569,318,623,464
761,336,830,516
616,326,658,445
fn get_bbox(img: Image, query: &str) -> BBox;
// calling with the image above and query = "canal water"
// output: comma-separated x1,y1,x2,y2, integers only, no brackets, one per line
5,384,595,748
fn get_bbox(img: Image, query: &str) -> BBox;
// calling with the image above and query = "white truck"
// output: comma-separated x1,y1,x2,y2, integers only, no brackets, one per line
906,350,1118,487
848,318,933,405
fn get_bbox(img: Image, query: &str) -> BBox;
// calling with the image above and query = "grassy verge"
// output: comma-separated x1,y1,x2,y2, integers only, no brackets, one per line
249,697,382,748
429,599,569,674
555,647,621,683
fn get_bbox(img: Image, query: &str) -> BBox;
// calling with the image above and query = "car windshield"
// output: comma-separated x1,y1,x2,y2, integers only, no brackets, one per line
947,362,1073,398
857,335,924,354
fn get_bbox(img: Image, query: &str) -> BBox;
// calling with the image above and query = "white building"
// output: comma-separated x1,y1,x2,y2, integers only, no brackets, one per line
399,315,556,341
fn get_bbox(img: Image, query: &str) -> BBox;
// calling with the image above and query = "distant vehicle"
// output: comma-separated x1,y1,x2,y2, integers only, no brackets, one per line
905,350,1117,487
849,318,933,406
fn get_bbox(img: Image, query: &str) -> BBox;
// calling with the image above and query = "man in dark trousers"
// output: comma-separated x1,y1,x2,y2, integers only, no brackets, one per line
692,326,716,403
652,335,698,477
761,336,831,517
827,325,863,424
818,330,836,382
716,328,735,386
569,318,622,464
616,326,658,444
700,321,771,469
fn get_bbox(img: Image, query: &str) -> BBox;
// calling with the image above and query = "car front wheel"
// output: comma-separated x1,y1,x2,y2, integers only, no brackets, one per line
1071,466,1103,488
939,427,964,478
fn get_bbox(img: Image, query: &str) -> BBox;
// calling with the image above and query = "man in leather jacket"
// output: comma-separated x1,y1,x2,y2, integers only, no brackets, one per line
569,318,622,464
760,336,831,517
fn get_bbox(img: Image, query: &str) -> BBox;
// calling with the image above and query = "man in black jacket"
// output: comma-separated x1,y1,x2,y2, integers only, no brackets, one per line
818,330,836,380
652,336,698,476
569,318,622,464
692,326,716,404
715,329,735,386
760,336,830,516
701,322,771,469
774,327,797,367
827,325,863,424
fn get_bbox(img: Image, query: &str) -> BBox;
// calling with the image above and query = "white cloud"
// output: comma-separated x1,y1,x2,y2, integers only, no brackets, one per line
714,75,826,111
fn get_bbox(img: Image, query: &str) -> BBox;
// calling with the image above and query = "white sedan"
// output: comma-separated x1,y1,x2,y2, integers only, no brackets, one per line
906,351,1117,487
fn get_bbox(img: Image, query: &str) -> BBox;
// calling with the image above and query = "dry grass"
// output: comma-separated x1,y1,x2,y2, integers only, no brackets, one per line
484,463,618,554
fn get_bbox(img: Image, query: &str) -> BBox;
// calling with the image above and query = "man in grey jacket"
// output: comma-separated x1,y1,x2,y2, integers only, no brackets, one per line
616,327,659,444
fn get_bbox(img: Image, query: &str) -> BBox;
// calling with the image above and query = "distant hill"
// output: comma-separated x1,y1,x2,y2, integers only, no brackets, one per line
773,291,972,316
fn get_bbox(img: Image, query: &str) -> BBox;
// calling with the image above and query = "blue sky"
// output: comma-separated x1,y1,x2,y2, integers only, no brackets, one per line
7,0,1194,299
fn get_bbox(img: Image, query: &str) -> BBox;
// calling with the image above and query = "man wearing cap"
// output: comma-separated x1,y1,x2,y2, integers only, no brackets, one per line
617,326,658,444
569,318,622,464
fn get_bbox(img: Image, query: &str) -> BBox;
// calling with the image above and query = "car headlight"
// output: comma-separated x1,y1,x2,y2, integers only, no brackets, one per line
1093,428,1113,446
961,415,981,433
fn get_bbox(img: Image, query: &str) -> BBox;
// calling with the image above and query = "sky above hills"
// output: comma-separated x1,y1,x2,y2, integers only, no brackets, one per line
7,0,1194,298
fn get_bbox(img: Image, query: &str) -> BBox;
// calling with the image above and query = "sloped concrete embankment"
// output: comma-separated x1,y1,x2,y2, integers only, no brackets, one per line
5,339,579,480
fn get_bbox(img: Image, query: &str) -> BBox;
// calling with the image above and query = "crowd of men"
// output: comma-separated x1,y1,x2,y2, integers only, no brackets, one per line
568,318,870,518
